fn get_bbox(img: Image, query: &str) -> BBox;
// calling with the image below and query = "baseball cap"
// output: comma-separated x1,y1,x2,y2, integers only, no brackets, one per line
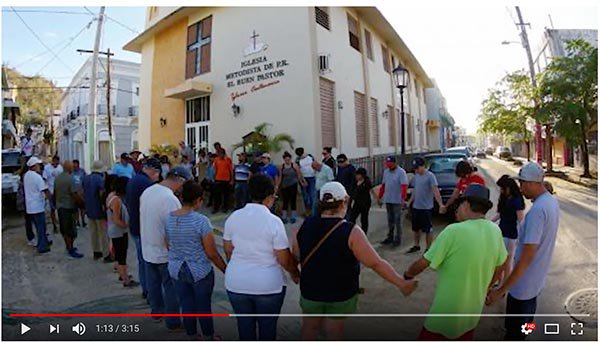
319,182,348,202
261,153,271,159
514,163,544,183
167,166,193,181
463,184,490,201
412,156,426,168
144,158,162,172
26,156,43,167
120,152,130,160
386,155,397,163
336,154,348,162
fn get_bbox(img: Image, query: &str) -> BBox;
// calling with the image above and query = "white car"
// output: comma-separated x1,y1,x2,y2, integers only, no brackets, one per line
494,146,512,159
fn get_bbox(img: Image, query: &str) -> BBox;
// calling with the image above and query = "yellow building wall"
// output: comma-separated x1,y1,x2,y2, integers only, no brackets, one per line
150,19,187,148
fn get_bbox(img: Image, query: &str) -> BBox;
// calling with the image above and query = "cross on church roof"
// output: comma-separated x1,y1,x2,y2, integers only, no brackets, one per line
251,30,260,50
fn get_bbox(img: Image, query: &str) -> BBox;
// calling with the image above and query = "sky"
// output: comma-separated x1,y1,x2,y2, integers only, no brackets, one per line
1,4,598,134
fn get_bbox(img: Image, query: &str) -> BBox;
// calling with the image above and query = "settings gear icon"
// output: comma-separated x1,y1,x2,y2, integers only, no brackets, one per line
521,324,533,335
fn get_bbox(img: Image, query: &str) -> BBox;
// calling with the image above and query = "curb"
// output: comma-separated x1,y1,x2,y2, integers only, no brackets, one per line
495,157,598,189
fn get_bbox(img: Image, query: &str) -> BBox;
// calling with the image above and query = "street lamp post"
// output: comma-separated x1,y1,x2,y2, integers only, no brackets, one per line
393,64,409,155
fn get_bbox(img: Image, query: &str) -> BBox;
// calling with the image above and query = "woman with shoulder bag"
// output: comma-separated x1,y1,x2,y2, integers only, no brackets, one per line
292,181,417,340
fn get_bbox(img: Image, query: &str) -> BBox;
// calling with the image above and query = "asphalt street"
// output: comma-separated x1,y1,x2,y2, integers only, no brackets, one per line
1,156,597,340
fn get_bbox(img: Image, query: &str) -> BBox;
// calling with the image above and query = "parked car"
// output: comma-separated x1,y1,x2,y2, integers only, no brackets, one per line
485,146,494,155
2,148,22,207
495,146,512,159
445,146,475,165
407,152,468,218
475,149,487,159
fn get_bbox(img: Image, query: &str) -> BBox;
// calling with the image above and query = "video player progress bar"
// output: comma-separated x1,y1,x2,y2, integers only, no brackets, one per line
9,314,591,318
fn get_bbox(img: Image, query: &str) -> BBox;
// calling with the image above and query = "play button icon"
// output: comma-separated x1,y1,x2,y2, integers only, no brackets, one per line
20,323,31,335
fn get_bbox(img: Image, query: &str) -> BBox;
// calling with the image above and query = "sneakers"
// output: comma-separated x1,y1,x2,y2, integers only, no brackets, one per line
290,217,297,224
282,217,289,224
93,252,103,260
68,248,84,259
27,239,37,247
406,246,421,254
38,248,51,254
380,238,393,245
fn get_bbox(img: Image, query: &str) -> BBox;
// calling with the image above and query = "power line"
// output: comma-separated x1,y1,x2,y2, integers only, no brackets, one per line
12,36,73,69
2,9,92,16
83,6,95,15
10,7,75,74
105,14,139,34
35,18,95,75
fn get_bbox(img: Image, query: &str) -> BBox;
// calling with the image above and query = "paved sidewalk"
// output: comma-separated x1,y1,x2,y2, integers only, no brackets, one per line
500,156,597,189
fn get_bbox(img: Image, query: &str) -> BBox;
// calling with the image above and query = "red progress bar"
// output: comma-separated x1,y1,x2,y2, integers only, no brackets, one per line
10,314,230,317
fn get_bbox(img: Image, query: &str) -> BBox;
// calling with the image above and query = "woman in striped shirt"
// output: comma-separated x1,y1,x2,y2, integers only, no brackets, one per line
166,181,227,341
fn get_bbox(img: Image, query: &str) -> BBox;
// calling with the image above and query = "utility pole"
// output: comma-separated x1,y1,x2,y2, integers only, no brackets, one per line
82,6,105,172
515,6,543,165
105,48,116,165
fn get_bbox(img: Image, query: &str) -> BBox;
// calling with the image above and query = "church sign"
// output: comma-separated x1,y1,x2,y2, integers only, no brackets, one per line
226,30,290,101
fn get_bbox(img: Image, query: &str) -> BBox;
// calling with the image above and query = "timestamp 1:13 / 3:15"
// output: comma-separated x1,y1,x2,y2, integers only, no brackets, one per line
96,324,141,334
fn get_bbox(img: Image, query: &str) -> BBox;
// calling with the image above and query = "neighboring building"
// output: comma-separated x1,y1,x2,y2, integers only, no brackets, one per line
424,79,449,152
57,57,140,169
533,28,598,171
124,7,435,166
2,67,20,149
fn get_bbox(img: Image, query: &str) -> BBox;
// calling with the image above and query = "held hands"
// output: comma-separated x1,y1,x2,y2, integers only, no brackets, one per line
399,278,418,297
485,287,505,306
291,270,300,284
377,198,383,207
439,205,447,214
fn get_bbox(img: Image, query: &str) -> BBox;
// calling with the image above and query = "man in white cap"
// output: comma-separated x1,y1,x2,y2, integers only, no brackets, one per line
486,162,560,340
24,157,51,253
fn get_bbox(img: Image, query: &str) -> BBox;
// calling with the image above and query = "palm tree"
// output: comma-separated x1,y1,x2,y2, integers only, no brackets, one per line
232,122,295,154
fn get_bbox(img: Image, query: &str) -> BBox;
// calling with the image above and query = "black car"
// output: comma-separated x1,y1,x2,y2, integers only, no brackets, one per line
407,153,468,217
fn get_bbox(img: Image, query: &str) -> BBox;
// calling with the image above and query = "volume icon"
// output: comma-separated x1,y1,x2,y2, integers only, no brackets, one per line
72,322,86,336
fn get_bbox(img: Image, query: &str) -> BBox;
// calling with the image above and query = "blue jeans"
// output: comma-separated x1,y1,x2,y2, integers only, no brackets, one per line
386,203,403,242
234,182,249,210
174,264,215,338
504,294,537,340
227,287,286,340
145,261,181,329
131,234,147,296
29,212,49,252
24,212,35,241
301,177,316,212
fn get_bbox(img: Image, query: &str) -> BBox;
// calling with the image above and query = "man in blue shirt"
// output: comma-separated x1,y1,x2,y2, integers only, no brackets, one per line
112,153,135,178
82,160,110,261
125,158,162,300
260,153,280,186
486,163,560,340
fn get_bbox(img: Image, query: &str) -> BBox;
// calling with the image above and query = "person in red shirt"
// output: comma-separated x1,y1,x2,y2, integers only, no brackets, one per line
442,160,485,216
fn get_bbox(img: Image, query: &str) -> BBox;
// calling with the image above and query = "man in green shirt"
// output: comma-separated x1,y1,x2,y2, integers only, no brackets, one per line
54,160,84,259
404,184,507,340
